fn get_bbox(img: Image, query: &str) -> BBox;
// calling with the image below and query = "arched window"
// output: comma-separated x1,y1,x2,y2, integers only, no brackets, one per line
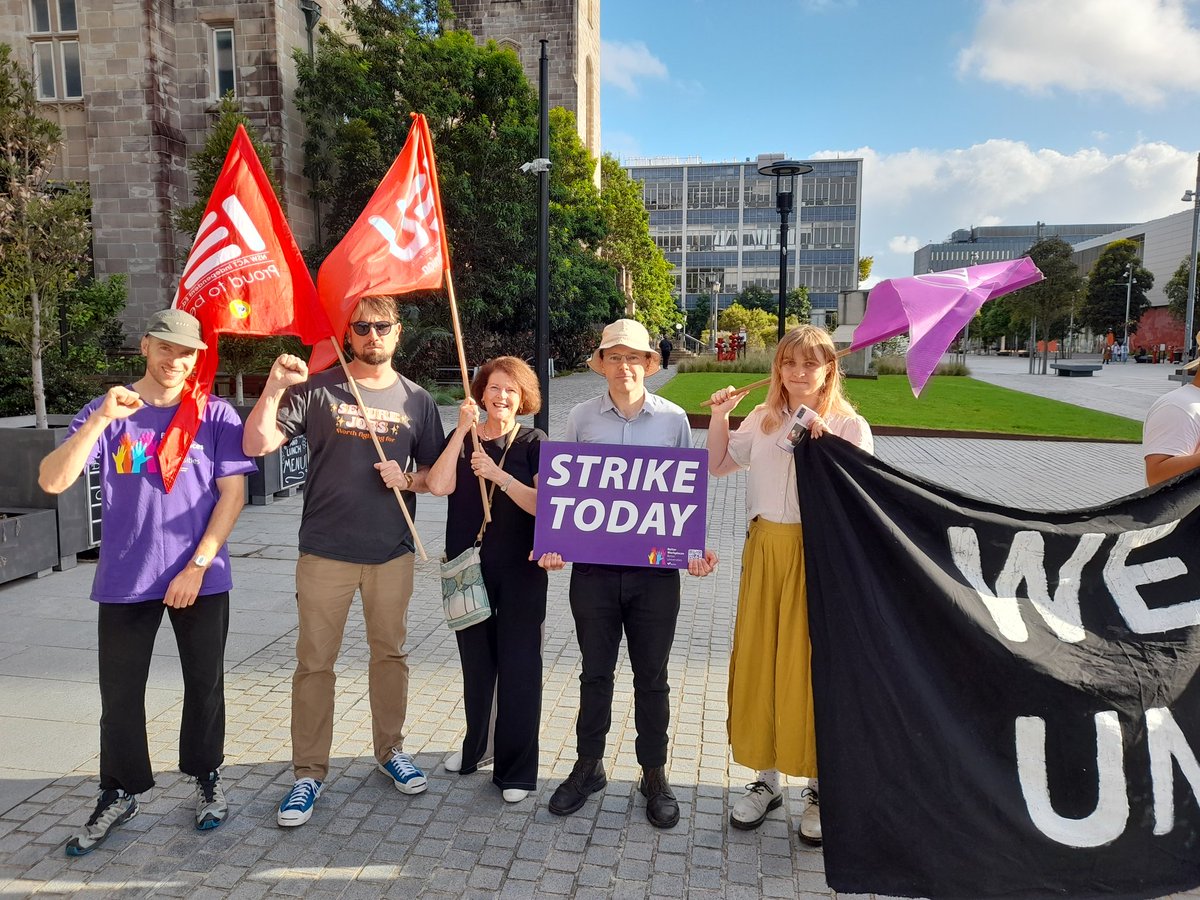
497,38,520,64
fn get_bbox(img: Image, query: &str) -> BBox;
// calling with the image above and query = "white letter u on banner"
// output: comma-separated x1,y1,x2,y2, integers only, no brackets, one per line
1015,712,1129,847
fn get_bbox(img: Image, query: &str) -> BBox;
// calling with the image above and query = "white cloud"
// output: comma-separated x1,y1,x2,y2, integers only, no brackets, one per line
812,140,1195,281
601,40,668,97
958,0,1200,105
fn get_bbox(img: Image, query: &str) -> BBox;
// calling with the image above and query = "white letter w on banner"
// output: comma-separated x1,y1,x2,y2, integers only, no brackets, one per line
948,526,1103,644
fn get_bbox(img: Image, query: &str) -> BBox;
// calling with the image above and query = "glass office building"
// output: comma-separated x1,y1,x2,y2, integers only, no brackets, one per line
624,155,863,318
912,223,1135,274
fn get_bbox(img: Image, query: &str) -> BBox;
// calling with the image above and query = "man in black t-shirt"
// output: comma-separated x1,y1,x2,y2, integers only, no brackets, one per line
243,296,444,827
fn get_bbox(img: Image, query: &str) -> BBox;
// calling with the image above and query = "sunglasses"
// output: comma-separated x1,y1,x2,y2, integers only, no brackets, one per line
350,320,394,336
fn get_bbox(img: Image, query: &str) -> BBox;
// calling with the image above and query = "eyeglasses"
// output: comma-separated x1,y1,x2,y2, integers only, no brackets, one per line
350,320,394,336
604,353,647,367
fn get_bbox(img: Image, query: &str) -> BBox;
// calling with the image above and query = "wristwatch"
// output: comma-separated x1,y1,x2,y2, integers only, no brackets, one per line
500,475,515,493
191,554,210,570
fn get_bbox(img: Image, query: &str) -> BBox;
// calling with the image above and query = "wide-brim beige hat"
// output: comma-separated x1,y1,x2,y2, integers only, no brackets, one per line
1181,332,1200,371
587,318,661,376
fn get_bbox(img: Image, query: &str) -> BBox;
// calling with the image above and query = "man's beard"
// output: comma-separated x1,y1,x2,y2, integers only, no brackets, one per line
354,346,393,366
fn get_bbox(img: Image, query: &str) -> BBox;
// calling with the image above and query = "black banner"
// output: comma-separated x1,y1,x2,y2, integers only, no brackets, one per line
794,434,1200,899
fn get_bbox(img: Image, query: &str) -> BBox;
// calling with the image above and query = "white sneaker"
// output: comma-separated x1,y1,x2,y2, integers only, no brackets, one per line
502,788,529,803
730,780,783,830
443,750,493,773
799,785,822,845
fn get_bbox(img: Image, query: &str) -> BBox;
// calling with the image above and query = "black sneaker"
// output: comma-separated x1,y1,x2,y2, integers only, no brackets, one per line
195,770,228,831
548,757,606,816
65,789,138,856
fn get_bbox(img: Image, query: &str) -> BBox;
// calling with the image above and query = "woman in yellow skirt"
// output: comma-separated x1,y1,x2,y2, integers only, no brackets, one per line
707,326,873,844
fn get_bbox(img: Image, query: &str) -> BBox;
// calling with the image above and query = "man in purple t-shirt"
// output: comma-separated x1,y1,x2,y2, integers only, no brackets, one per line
39,309,256,856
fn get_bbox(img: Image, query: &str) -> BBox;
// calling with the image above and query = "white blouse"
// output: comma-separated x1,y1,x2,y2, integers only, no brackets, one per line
726,405,874,524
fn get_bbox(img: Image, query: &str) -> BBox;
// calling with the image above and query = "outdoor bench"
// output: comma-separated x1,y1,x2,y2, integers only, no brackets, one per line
1049,363,1102,377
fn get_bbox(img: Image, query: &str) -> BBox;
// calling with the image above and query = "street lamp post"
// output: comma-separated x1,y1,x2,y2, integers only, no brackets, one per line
757,160,813,341
1123,262,1133,364
709,278,721,352
1183,152,1200,361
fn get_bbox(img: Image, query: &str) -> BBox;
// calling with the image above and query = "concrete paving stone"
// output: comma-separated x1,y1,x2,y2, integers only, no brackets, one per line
615,857,651,880
504,859,543,881
796,867,834,892
495,881,537,900
537,869,578,894
424,867,468,894
648,871,687,897
551,831,587,853
654,852,687,875
465,865,504,890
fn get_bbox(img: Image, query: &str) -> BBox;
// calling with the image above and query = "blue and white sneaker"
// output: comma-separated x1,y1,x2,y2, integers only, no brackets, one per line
378,748,427,795
277,777,322,827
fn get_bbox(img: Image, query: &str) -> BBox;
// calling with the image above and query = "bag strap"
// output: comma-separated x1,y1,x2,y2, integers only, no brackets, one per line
474,425,520,544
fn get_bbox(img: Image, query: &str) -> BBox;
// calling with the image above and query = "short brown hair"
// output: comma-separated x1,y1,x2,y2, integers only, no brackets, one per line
471,356,541,415
351,295,399,323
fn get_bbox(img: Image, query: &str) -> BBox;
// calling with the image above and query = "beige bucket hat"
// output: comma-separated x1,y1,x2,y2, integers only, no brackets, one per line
587,318,661,376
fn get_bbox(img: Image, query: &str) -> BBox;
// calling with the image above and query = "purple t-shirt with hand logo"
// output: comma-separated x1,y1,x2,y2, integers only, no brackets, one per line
67,393,257,603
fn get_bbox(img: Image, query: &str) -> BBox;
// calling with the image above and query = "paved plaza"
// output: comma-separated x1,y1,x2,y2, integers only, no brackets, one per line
0,356,1184,898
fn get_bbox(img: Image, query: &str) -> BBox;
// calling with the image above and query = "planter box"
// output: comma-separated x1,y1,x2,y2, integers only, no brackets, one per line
234,407,308,505
0,507,59,584
0,416,98,570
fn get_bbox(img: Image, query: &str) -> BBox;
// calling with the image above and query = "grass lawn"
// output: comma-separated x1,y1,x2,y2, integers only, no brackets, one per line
656,372,1143,441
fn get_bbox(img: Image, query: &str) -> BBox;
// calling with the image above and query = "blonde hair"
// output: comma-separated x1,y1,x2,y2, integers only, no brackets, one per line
759,326,857,433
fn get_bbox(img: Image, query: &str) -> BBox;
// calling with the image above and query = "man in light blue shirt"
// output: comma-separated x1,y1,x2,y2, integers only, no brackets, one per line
545,319,716,829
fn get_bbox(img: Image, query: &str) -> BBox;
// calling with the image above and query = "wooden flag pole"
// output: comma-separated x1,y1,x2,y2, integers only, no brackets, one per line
442,268,492,523
698,346,858,408
329,337,429,561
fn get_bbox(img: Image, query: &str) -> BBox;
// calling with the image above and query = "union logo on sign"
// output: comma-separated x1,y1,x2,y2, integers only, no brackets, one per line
180,195,267,292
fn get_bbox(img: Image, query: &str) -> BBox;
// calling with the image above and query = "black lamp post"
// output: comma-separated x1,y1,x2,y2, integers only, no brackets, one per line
757,159,812,340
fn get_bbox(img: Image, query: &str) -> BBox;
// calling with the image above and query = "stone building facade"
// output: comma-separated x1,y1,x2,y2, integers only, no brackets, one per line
3,0,331,336
449,0,601,164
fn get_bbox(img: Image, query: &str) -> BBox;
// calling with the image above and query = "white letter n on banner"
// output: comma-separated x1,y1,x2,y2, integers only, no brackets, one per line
1015,712,1128,847
948,527,1101,643
1146,707,1200,836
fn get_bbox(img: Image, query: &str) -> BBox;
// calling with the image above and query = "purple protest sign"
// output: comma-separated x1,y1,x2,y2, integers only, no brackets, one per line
533,441,708,569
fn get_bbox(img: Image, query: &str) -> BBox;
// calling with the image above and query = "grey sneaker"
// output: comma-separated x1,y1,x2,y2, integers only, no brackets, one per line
65,789,138,856
195,770,227,831
730,780,783,830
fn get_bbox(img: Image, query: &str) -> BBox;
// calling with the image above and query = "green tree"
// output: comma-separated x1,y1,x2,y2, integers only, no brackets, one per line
718,303,776,349
858,255,874,286
736,284,775,312
977,298,1012,354
1006,237,1085,373
294,9,620,368
0,44,95,426
599,155,679,337
787,286,810,323
1079,238,1154,341
686,295,710,340
176,96,298,403
1166,253,1200,325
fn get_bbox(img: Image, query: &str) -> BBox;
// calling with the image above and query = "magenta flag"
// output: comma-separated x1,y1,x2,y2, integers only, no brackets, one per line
849,257,1044,396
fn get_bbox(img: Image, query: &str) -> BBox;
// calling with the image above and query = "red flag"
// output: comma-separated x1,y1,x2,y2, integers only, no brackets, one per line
309,113,448,373
158,124,331,491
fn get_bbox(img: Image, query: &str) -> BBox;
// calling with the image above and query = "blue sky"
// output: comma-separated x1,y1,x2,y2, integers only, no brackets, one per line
600,0,1200,283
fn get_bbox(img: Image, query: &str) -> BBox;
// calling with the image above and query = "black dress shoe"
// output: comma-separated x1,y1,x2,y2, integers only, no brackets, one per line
548,757,606,816
639,766,679,828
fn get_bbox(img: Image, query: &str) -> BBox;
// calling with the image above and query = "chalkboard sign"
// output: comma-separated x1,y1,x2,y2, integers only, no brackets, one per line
279,435,308,489
86,460,102,546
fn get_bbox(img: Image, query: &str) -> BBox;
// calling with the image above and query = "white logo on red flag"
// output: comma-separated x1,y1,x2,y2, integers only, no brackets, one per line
367,173,440,263
180,197,268,291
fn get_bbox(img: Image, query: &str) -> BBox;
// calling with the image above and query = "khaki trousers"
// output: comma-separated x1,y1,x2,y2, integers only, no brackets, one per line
292,552,414,781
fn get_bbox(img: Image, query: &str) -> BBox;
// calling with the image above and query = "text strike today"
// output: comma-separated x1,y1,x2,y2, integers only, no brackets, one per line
543,452,702,537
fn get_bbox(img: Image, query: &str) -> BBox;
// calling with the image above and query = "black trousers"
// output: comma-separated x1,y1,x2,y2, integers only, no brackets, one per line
457,563,547,790
568,564,680,767
97,593,229,794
